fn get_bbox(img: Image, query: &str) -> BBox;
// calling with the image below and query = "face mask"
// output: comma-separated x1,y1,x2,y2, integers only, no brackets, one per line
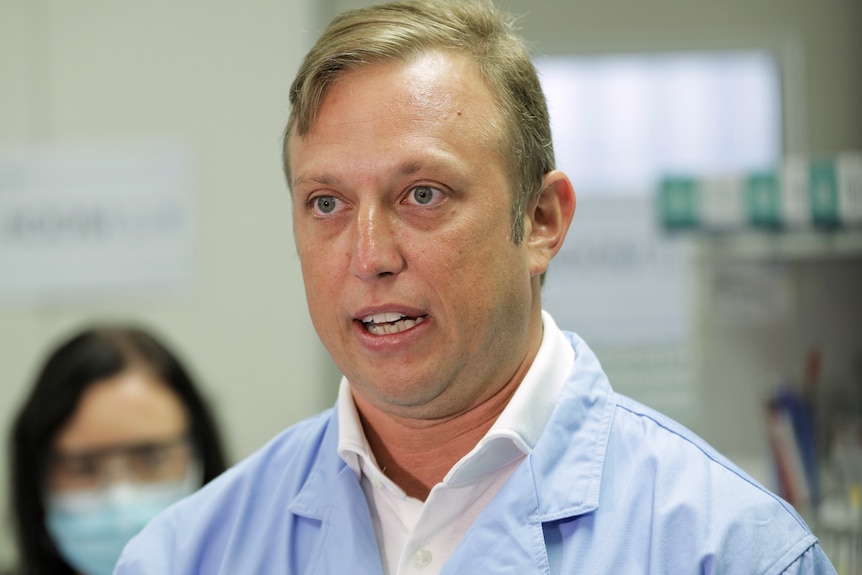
46,464,201,575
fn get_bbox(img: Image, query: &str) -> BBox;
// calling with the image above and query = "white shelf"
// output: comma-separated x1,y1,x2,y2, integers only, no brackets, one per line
695,229,862,261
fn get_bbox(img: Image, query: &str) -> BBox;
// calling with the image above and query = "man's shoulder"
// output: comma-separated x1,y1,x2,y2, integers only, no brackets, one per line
206,407,336,498
533,387,824,571
552,331,796,523
196,407,337,507
605,393,812,537
608,393,785,501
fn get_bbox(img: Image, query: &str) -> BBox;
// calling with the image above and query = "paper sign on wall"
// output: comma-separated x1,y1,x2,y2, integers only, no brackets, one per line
0,143,195,302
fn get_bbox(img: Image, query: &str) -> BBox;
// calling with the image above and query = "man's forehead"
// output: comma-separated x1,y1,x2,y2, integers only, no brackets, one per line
286,51,506,186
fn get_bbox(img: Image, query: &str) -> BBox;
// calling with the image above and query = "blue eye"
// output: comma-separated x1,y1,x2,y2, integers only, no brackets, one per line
409,186,441,206
313,196,339,214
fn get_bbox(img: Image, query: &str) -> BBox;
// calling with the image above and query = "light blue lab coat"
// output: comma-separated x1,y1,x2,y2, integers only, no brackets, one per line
116,332,836,574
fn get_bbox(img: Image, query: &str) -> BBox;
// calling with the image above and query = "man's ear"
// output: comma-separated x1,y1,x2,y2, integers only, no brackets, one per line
526,170,576,277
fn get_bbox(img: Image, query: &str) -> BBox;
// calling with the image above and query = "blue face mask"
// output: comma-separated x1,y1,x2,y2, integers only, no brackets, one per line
46,469,200,575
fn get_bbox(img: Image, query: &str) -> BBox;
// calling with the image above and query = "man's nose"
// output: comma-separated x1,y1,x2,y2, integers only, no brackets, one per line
349,205,405,280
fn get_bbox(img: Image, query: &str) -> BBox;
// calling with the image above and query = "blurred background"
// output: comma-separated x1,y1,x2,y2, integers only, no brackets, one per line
1,0,860,570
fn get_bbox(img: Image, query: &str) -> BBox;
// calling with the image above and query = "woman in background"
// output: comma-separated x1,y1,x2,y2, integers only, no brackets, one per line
8,324,227,575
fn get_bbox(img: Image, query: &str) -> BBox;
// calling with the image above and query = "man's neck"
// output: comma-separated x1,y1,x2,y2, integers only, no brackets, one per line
353,375,523,501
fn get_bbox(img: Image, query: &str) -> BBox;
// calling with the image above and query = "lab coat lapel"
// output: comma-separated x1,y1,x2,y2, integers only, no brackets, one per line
443,460,548,574
288,408,384,575
306,466,384,575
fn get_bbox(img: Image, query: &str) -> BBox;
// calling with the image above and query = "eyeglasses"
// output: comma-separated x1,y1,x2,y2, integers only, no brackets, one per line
46,434,194,493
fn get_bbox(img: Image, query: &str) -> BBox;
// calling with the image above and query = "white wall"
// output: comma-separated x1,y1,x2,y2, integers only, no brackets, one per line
0,0,333,567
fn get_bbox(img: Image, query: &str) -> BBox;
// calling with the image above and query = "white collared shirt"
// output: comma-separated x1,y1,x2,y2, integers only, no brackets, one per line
336,311,575,575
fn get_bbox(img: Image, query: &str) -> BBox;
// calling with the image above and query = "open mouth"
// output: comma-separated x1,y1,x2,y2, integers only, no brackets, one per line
360,312,426,335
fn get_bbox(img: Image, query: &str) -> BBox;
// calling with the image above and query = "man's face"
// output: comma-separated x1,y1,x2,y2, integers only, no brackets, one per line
289,51,545,420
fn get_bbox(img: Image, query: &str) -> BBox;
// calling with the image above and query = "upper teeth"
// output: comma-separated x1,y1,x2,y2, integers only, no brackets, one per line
362,312,405,324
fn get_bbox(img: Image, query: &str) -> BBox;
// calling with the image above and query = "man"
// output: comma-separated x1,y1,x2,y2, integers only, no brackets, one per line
116,1,836,573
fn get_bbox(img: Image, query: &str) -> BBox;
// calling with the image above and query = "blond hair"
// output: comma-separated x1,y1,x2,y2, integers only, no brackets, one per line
283,0,555,243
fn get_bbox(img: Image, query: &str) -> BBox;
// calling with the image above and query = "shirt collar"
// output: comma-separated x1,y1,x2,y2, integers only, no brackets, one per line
336,378,368,480
336,310,574,486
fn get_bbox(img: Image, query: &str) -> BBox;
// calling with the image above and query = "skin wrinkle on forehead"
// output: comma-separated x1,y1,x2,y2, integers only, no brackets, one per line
286,50,508,192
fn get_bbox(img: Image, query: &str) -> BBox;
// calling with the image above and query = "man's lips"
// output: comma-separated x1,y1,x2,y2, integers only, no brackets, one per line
359,311,427,335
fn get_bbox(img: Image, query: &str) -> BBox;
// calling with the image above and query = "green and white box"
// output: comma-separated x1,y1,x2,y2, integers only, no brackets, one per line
744,171,781,228
809,158,840,228
658,177,699,230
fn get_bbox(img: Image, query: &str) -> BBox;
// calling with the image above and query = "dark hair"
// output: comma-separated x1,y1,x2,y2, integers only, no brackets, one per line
8,324,228,575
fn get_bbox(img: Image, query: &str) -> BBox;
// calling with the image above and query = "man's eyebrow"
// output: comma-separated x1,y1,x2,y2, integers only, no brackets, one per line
399,157,461,176
399,161,422,176
292,173,340,189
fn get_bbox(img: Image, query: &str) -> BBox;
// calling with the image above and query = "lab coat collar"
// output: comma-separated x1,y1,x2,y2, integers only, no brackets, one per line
288,405,385,573
528,331,614,520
